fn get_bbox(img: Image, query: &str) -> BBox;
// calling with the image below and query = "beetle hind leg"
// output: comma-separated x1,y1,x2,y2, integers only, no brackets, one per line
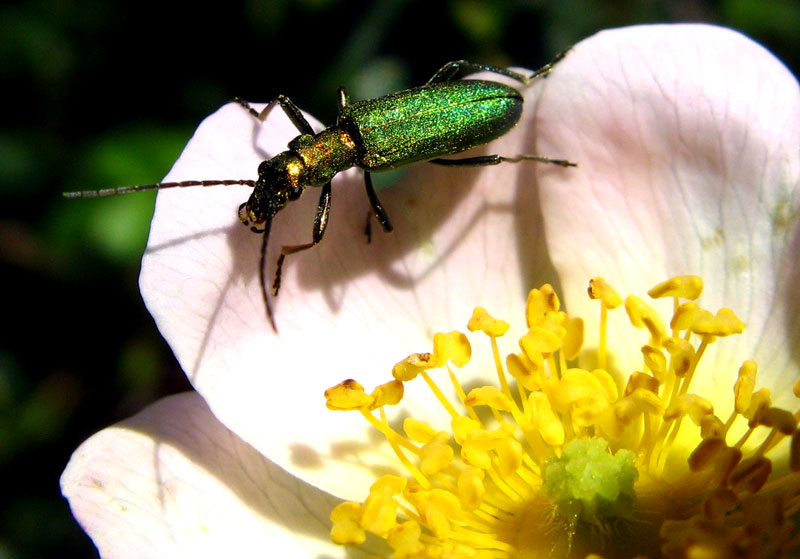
430,154,576,168
427,49,570,86
427,61,530,85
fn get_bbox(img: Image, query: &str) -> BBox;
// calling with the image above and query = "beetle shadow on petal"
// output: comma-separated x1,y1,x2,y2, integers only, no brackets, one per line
264,162,474,303
141,94,569,344
140,183,280,377
287,68,575,322
510,89,573,297
269,139,570,329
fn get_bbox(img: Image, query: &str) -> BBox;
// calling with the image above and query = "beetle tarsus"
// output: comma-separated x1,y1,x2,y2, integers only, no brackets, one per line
364,211,373,243
272,239,320,297
257,221,279,332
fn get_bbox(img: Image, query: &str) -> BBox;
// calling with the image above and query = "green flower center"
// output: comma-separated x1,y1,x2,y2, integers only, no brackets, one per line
542,438,637,524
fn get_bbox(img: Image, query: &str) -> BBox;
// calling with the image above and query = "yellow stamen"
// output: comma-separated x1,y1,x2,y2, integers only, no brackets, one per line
325,379,374,410
588,277,620,370
433,331,472,368
648,275,704,301
468,307,510,337
734,360,758,414
625,295,667,347
330,501,365,545
393,352,435,381
327,276,800,559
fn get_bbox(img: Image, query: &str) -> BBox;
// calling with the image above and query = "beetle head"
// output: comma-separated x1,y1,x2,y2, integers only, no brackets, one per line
238,151,306,233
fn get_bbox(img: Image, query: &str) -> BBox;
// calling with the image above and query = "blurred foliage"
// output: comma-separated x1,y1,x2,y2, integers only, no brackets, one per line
1,0,797,557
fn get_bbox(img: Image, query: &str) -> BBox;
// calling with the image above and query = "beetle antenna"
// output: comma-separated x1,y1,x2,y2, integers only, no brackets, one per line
63,179,257,198
258,217,278,332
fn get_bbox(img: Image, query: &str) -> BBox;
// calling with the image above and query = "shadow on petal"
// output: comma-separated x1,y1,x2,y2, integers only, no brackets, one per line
62,392,385,559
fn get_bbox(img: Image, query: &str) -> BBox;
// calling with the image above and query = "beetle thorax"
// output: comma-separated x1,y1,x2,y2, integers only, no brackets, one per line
288,128,358,187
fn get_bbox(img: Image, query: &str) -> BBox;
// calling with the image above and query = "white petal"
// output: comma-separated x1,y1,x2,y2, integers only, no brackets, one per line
61,392,378,559
139,70,565,497
535,24,800,404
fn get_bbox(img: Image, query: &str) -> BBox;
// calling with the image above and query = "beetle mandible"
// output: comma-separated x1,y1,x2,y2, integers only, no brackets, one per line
65,53,576,331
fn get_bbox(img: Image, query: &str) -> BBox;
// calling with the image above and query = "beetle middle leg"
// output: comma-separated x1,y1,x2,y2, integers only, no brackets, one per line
363,171,393,232
361,172,393,243
430,154,576,168
338,86,394,242
272,181,332,296
338,88,393,234
360,173,394,243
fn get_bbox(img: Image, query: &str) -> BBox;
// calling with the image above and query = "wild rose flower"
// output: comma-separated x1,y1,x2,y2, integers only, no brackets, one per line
62,24,799,558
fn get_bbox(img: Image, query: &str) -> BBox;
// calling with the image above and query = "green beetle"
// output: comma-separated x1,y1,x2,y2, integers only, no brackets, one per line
66,55,575,330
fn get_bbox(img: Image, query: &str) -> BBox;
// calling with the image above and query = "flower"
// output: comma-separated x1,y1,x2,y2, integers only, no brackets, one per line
61,24,800,558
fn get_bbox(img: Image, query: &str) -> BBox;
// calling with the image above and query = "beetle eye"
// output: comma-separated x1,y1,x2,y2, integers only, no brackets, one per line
288,187,302,200
258,160,270,175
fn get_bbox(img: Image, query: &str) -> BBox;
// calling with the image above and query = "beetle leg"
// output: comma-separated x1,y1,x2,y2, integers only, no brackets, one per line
272,181,332,296
337,87,349,112
234,95,315,135
256,220,278,332
525,48,570,83
364,210,373,243
427,60,528,85
364,171,393,233
361,171,392,243
429,155,504,166
427,50,569,86
430,154,576,168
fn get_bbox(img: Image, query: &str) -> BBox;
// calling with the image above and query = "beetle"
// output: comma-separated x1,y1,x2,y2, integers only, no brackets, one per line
65,54,576,331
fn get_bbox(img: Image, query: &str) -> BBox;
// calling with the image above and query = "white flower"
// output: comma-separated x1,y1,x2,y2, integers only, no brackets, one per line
62,24,799,559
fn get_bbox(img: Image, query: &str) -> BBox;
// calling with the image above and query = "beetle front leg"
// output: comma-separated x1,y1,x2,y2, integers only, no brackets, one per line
234,95,316,135
272,181,332,296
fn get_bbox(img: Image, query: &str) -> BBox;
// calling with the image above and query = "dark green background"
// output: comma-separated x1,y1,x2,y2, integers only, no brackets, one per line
2,0,798,557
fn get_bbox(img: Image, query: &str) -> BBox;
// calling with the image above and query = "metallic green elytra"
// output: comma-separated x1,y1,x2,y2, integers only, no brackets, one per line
343,80,523,170
64,55,576,332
